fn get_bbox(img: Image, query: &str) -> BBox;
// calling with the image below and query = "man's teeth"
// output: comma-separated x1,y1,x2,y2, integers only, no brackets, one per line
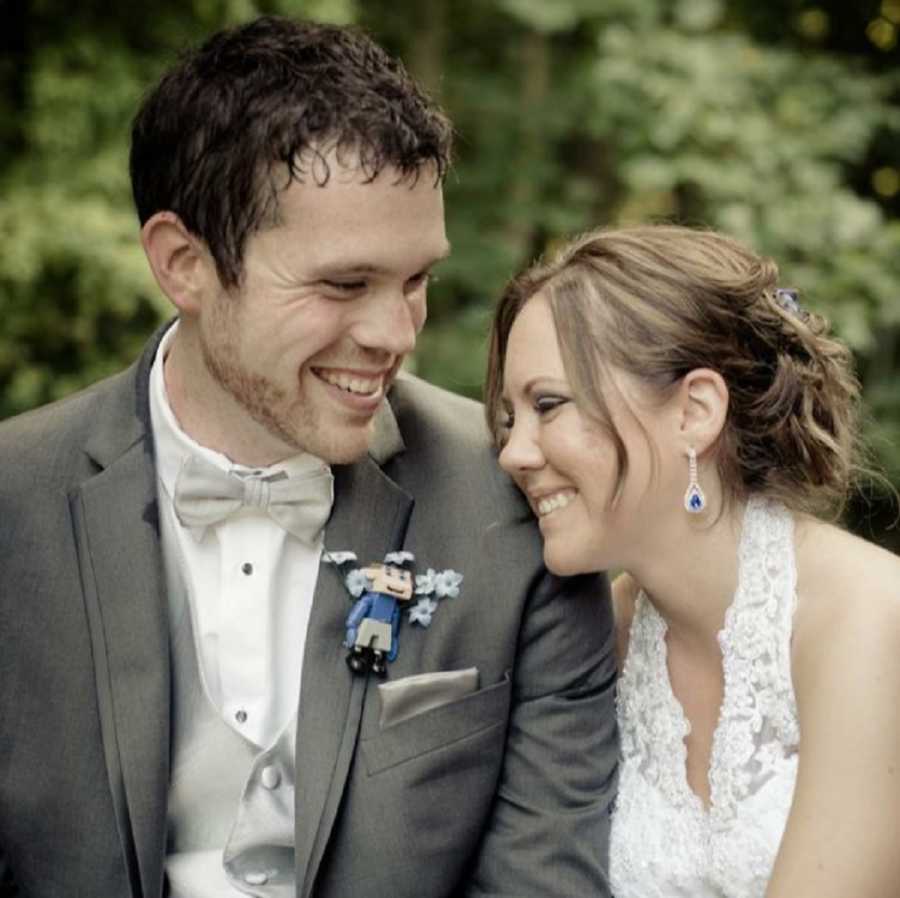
319,372,380,395
536,491,575,516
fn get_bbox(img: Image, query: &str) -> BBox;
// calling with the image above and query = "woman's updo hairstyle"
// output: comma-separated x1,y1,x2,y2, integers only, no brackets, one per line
485,224,863,517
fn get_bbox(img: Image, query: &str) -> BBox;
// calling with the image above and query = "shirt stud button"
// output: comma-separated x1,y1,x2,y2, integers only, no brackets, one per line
261,765,281,790
235,709,248,724
241,562,253,575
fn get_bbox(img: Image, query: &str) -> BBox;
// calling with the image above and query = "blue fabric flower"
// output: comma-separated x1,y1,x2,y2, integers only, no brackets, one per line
435,569,463,598
775,288,803,317
409,597,439,627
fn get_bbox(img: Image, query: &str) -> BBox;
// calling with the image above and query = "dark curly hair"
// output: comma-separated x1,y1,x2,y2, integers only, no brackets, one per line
130,15,453,288
486,225,865,518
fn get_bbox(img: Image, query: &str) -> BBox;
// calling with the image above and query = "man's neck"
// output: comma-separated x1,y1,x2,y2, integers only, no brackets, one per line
162,327,295,468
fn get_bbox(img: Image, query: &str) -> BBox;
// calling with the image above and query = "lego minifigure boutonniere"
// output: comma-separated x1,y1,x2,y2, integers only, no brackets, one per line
323,550,463,677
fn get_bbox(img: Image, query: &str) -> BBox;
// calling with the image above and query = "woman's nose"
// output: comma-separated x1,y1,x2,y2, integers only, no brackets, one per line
498,420,544,475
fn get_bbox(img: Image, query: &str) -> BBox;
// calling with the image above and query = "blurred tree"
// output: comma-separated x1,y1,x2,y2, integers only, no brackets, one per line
1,0,897,545
0,0,355,414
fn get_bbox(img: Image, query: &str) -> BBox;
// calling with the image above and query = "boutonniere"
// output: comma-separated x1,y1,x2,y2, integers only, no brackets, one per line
323,550,463,678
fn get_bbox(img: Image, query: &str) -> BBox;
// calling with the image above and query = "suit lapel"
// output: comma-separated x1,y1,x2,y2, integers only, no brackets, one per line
296,439,413,896
71,331,171,898
73,445,169,898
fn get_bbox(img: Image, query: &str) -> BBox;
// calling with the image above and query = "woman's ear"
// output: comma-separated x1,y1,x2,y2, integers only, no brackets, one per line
676,368,729,456
140,211,217,315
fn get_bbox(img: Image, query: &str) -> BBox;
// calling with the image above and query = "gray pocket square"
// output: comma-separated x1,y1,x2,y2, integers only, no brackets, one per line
377,667,479,729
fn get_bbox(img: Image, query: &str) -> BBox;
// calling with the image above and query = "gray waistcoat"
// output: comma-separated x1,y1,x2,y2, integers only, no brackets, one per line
162,503,298,898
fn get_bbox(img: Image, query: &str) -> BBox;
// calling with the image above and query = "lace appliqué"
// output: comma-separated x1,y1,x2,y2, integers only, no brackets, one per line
610,498,800,898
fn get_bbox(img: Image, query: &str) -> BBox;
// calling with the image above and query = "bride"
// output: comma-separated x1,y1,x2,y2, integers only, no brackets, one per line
485,224,900,897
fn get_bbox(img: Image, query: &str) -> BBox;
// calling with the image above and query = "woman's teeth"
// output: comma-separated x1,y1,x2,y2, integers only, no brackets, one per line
537,491,575,516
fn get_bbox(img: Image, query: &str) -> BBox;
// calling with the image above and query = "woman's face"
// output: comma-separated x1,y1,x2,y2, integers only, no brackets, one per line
498,293,673,575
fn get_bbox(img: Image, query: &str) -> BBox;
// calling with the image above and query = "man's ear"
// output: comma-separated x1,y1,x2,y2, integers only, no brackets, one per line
676,368,729,456
140,211,216,315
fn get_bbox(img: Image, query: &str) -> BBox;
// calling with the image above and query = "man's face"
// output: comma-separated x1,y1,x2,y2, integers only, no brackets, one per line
192,151,448,465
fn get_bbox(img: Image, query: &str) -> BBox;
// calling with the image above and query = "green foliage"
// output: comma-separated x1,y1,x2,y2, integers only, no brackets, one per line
405,0,900,547
2,0,898,545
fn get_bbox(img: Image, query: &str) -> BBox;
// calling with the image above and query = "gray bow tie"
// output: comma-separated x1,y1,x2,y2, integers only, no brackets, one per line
173,454,334,544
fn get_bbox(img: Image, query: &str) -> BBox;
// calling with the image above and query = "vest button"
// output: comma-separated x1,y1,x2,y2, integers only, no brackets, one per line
261,765,281,789
244,871,269,886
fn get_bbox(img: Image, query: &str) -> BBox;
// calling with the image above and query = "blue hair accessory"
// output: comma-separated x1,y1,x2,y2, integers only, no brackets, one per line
774,288,803,317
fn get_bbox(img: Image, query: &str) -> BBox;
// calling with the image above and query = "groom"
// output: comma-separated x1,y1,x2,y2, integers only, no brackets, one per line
0,16,617,898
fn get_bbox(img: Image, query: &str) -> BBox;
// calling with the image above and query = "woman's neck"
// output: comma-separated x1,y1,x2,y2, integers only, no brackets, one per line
627,500,747,655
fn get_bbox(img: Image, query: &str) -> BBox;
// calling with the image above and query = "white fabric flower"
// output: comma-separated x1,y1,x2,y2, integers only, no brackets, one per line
345,568,370,597
384,550,415,565
415,568,438,595
324,550,358,566
434,569,463,598
409,597,439,627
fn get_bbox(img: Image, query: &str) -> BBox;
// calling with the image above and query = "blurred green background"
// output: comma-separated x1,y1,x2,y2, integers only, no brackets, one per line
2,0,899,548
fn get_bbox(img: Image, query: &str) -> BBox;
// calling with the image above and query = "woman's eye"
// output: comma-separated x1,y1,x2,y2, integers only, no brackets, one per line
495,409,513,444
534,396,568,415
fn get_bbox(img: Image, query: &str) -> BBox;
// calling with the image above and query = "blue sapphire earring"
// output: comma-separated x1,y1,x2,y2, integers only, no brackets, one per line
684,447,705,514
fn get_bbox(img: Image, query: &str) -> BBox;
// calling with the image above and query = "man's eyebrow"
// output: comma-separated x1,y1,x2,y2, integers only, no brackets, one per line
310,244,452,278
315,263,380,275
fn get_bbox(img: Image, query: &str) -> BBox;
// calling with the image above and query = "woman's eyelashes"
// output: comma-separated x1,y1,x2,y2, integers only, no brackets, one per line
533,394,570,415
496,393,569,437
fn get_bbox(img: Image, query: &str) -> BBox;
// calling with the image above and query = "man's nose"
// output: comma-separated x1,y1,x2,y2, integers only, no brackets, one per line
355,290,424,357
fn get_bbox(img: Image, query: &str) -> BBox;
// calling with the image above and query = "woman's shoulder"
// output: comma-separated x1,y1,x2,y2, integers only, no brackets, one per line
771,516,900,895
795,517,899,605
792,517,900,685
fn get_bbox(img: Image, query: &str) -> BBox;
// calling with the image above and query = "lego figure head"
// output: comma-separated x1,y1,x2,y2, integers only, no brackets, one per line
363,564,414,601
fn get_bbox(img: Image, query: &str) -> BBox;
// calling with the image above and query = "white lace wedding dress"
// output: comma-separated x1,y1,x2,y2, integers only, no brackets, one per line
609,497,800,898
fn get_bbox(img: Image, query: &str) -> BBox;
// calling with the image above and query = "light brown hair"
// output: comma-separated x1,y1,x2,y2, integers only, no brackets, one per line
485,224,864,517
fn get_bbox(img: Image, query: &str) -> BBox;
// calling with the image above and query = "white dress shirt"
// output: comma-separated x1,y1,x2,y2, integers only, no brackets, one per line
149,323,330,749
149,324,334,898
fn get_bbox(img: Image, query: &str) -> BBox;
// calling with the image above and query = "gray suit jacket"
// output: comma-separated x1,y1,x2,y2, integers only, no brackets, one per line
0,326,617,898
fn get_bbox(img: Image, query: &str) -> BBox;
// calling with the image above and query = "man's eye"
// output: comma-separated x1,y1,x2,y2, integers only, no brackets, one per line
323,280,366,292
405,272,433,294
